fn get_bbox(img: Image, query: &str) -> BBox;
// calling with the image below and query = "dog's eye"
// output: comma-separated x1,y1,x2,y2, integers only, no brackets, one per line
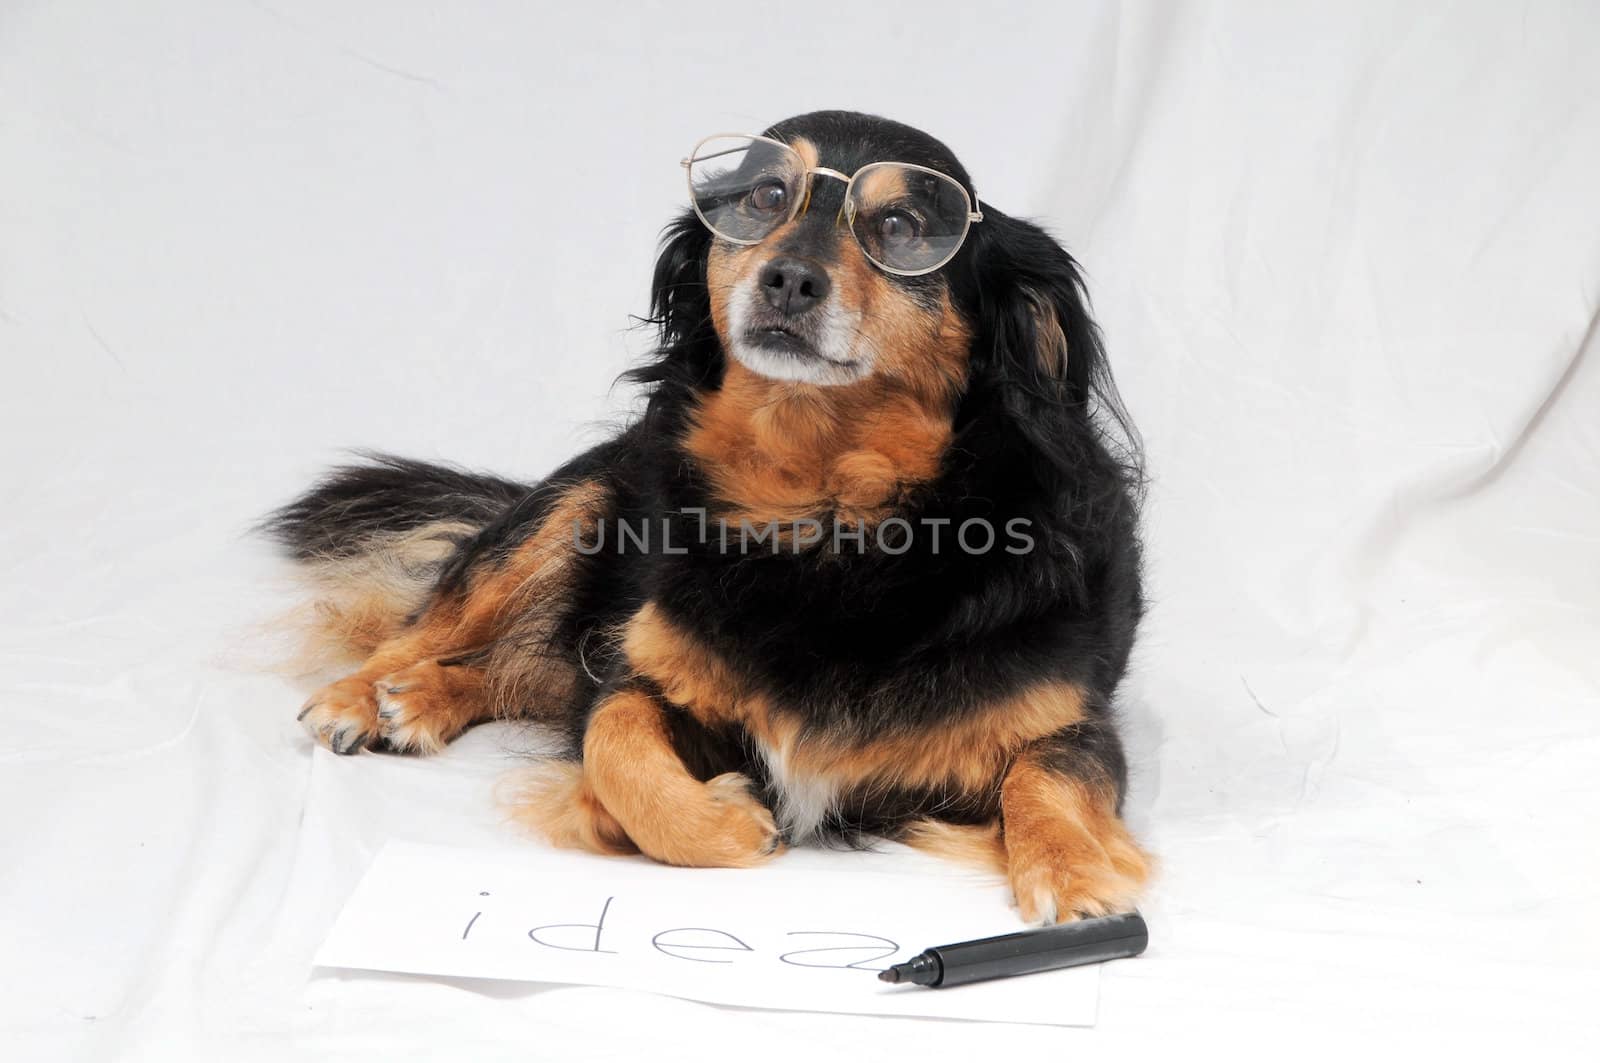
748,180,788,214
877,209,921,245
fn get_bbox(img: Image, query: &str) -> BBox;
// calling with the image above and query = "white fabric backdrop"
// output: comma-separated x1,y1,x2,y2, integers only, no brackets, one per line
3,1,1597,1058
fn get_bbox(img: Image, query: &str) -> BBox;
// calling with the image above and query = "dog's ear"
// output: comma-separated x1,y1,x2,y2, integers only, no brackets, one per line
967,206,1100,399
648,210,714,349
625,210,719,398
961,207,1141,482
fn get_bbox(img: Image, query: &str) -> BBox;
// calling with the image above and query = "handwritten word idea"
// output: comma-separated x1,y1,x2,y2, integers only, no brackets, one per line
463,892,900,970
315,842,1100,1026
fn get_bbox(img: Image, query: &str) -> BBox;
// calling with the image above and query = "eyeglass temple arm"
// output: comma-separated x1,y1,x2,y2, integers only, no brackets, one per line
680,145,754,167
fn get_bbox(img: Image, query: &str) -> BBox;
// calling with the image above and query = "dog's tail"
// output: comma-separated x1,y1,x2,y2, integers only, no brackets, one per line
261,453,530,670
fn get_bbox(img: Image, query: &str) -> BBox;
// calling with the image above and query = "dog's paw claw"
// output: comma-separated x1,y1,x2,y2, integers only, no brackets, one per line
331,723,377,755
296,678,380,754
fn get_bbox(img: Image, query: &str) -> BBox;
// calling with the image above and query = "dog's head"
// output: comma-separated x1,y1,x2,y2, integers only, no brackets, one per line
697,113,979,397
646,110,1132,476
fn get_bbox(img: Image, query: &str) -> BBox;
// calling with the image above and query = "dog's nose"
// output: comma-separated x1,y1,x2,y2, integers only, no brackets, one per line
759,256,832,317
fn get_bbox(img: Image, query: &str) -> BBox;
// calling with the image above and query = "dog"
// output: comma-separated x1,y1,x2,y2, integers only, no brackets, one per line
266,110,1151,923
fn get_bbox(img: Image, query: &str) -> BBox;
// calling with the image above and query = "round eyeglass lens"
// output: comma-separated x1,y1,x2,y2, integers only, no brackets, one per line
687,136,804,244
848,163,973,274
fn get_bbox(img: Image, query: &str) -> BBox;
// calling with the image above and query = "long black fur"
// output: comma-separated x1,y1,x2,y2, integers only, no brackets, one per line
265,452,530,561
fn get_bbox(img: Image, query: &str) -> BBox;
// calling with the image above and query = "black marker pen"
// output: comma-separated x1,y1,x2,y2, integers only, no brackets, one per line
877,911,1148,988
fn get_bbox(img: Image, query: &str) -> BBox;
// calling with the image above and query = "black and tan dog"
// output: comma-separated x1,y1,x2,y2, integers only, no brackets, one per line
267,111,1150,923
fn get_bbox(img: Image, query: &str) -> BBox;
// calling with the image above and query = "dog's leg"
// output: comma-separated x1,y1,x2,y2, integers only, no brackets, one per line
579,686,781,868
1001,722,1152,923
295,479,607,755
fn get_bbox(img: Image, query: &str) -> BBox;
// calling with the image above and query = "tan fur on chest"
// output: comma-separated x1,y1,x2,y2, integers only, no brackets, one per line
683,362,956,526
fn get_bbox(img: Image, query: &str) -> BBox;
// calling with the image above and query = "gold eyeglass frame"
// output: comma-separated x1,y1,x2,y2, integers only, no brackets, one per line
680,132,984,278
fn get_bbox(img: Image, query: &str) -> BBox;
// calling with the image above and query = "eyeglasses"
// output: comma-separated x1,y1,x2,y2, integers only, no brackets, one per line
682,133,983,277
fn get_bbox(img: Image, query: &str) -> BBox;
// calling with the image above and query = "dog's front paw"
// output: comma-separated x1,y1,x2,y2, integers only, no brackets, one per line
626,772,782,869
1006,841,1147,924
696,772,784,866
1003,783,1151,924
298,677,381,755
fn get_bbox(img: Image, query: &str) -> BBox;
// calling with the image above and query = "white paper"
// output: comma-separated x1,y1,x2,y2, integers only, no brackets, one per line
314,841,1100,1026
